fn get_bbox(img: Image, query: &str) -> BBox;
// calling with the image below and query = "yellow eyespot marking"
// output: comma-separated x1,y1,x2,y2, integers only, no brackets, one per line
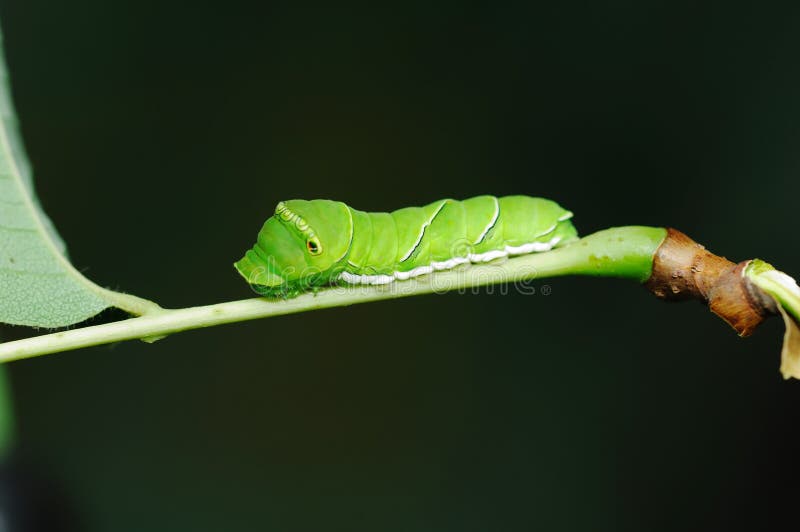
307,236,322,255
275,201,322,253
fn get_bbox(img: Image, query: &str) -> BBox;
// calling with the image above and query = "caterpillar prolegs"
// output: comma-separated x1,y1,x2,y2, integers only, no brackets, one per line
235,195,578,297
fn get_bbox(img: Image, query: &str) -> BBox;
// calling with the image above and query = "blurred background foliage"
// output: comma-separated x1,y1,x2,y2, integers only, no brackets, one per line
0,1,799,530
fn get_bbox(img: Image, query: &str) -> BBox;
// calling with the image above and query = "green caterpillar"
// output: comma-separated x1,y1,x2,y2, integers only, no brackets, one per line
235,195,578,297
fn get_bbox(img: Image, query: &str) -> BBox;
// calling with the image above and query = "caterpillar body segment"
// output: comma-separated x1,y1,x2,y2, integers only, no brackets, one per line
235,195,577,297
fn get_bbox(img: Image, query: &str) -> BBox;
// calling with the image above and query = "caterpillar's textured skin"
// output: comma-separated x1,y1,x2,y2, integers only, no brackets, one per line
235,195,577,297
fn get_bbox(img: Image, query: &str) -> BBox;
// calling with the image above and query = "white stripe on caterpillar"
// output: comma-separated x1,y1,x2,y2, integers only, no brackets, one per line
339,235,563,285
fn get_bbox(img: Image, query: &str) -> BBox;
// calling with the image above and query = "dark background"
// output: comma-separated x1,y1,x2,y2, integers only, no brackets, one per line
1,1,799,530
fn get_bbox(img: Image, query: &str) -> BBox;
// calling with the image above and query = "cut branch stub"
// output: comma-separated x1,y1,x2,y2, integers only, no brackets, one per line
645,228,777,336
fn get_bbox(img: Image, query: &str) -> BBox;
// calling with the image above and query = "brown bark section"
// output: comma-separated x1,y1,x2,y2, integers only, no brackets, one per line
645,228,776,336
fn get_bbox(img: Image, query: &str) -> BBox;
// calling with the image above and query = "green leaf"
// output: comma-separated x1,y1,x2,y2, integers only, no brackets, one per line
745,259,800,380
746,259,800,323
0,27,159,327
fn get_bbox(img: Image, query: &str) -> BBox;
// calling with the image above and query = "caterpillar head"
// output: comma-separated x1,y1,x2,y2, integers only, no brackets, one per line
234,199,354,296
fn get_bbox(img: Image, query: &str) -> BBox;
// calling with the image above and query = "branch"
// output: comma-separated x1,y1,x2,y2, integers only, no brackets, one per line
3,224,796,373
0,226,667,363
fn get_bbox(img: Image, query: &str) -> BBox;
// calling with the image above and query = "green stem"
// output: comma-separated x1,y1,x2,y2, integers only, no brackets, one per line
98,287,164,317
746,259,800,323
0,226,667,364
